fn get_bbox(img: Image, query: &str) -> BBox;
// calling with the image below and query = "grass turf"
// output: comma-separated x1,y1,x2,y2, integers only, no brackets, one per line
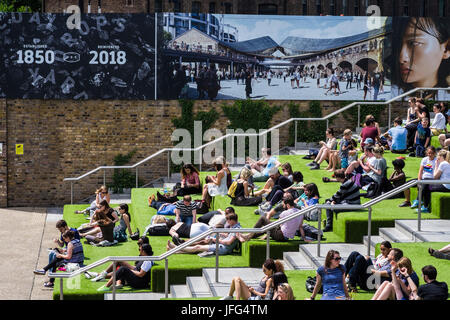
56,150,447,299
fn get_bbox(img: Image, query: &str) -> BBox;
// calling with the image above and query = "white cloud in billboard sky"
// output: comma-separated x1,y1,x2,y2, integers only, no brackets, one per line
223,16,387,43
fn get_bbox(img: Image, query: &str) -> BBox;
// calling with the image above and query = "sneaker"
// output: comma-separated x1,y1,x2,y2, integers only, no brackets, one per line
254,209,261,215
220,295,234,300
84,271,98,279
91,271,107,282
398,201,411,208
113,284,124,290
306,161,316,167
97,285,112,292
410,200,419,209
310,163,320,170
198,251,215,257
416,206,430,213
408,152,416,157
43,281,54,288
33,269,46,276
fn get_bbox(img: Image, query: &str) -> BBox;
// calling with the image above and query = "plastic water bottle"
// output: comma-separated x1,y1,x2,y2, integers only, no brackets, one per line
164,187,167,195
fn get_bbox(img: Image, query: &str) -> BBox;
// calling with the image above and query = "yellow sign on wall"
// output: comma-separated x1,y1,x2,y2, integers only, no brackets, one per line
15,144,23,155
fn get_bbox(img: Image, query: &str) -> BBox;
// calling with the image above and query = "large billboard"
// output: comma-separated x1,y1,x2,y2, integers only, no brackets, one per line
0,13,156,99
0,13,448,101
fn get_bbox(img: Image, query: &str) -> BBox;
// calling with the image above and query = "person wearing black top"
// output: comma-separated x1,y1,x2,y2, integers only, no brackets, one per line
265,167,292,208
324,169,361,232
408,265,448,300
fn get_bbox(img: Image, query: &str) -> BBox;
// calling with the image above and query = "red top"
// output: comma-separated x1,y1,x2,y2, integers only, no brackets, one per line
360,126,378,149
183,172,200,186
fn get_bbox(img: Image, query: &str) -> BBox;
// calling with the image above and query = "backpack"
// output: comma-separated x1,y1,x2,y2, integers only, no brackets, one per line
306,276,323,294
302,223,324,240
227,180,238,198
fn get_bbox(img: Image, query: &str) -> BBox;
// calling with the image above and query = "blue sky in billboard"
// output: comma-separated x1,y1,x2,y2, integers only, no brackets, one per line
222,15,388,43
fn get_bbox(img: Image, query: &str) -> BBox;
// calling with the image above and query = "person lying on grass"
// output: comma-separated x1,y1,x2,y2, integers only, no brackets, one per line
165,212,241,257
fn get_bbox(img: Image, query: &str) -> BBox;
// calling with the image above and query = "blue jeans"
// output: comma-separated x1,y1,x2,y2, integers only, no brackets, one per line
180,215,193,226
373,86,379,100
344,251,373,291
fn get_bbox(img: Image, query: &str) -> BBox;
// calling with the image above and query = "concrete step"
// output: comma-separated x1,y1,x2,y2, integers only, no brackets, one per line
378,227,415,243
299,243,371,269
170,284,192,298
203,268,260,297
395,219,450,242
363,235,385,251
283,251,315,270
187,276,213,298
104,292,165,300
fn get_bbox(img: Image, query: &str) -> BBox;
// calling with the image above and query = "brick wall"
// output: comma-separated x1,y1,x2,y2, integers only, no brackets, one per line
3,98,391,207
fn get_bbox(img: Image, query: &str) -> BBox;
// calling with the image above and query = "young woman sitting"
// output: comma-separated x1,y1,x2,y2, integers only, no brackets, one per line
174,164,202,196
75,185,110,216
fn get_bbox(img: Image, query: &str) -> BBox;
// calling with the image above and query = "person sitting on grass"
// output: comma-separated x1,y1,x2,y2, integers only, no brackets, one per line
53,219,80,249
428,243,450,260
410,146,437,211
360,118,380,150
345,146,376,183
201,158,229,208
438,110,450,149
344,241,392,292
430,103,447,136
75,185,110,216
389,159,412,207
174,195,197,226
166,212,241,257
407,265,449,300
238,194,309,242
373,257,420,300
246,148,281,182
307,128,337,170
420,149,450,213
283,171,304,199
259,192,302,220
91,236,150,282
34,230,84,289
97,243,154,292
230,167,262,206
281,162,294,182
383,117,408,153
412,117,431,158
295,183,320,209
275,282,295,300
113,203,134,242
254,167,293,210
327,129,353,172
323,169,361,232
220,259,284,300
173,164,202,196
81,211,115,245
306,250,350,300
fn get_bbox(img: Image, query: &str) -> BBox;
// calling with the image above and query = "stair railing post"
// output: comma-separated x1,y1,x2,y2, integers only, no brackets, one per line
60,278,64,300
167,151,170,180
112,261,116,300
417,183,423,232
317,208,322,257
70,182,73,205
357,104,361,129
165,258,169,298
294,120,297,148
367,206,372,257
103,169,106,187
215,232,219,283
136,167,139,188
266,230,270,260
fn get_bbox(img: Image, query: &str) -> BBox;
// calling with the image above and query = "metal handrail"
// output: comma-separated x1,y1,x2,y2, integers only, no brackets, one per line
51,177,450,300
64,87,448,202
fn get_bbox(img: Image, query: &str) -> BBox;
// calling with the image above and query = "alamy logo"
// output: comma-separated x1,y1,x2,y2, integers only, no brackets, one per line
171,121,279,165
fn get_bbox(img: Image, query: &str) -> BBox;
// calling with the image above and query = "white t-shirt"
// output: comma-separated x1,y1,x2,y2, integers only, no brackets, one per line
421,157,437,179
431,112,446,130
437,161,450,189
140,260,153,273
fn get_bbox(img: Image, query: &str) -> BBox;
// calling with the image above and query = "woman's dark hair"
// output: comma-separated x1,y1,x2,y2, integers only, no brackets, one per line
272,272,288,291
392,159,405,170
281,162,293,176
365,118,374,126
326,128,335,136
304,183,320,199
99,200,110,210
380,240,392,249
324,250,345,273
138,236,149,245
389,17,450,91
119,203,131,222
181,164,199,180
141,243,154,256
292,171,303,183
166,219,176,229
334,169,346,180
62,229,75,240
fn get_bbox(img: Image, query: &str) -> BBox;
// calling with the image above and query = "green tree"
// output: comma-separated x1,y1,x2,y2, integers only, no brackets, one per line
0,0,42,12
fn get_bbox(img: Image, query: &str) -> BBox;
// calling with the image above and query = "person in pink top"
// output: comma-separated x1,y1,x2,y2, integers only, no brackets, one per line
174,164,202,196
360,118,379,150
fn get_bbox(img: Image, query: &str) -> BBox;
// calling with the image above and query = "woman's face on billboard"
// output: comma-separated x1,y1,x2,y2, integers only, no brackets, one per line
399,19,449,87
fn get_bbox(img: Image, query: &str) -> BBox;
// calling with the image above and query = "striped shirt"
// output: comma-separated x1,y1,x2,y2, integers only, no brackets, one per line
330,180,361,205
65,239,84,264
175,200,197,217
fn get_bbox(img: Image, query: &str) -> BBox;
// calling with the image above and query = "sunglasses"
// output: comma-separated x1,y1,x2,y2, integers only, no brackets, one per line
333,257,342,261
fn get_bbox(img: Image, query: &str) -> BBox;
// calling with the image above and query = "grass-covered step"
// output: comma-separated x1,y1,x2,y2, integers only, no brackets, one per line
410,187,450,219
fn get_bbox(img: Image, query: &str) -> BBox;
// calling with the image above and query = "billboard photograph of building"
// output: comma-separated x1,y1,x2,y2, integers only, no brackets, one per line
158,14,393,101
